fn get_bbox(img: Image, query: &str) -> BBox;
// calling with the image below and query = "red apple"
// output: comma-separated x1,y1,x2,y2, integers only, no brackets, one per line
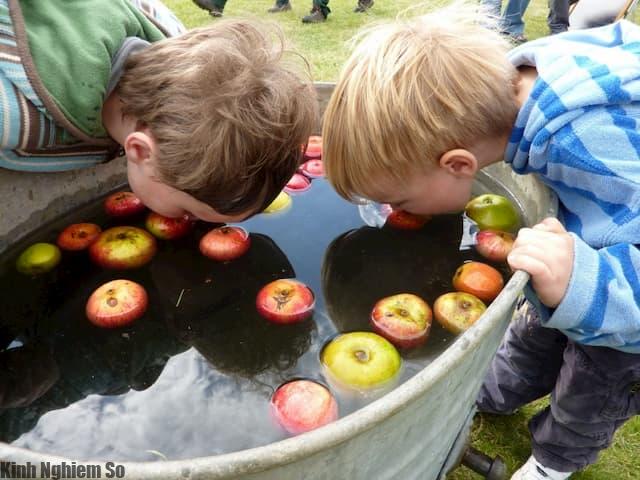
433,292,487,334
199,226,251,261
385,210,431,230
56,223,102,251
145,212,195,240
86,279,148,328
104,191,146,217
452,261,504,303
89,226,157,269
300,159,325,179
270,380,338,435
284,173,311,194
475,230,515,263
303,135,322,160
370,293,432,349
256,279,315,324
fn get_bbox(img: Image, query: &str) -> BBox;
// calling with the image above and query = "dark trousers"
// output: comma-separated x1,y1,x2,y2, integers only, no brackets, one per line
548,0,569,34
477,300,640,472
276,0,330,16
193,0,227,10
315,0,330,16
548,0,580,34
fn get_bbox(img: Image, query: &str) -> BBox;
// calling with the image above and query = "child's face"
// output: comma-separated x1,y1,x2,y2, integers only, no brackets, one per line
370,166,475,216
127,159,251,223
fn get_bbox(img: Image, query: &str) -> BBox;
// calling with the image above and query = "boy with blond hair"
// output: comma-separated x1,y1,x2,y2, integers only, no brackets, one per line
322,5,640,480
1,0,317,222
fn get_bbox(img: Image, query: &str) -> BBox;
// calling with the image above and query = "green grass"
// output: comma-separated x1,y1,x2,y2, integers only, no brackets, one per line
164,0,578,81
162,1,640,478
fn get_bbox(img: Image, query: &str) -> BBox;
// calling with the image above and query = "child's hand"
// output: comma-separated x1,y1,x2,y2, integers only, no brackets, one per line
507,217,574,308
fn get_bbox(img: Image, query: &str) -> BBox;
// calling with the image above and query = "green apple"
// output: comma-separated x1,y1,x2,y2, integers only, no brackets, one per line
16,242,61,275
321,332,401,391
434,292,487,334
464,194,520,233
263,191,292,214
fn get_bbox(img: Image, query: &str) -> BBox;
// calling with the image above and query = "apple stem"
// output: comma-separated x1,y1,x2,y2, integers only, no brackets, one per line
273,292,291,311
354,350,369,362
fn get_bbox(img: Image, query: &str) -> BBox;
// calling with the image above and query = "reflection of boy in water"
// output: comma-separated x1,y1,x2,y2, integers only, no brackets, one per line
0,344,59,409
321,217,480,345
0,266,186,443
155,231,314,380
0,230,314,444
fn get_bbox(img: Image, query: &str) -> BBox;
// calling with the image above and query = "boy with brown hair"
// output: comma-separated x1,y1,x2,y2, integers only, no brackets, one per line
1,0,317,223
322,4,640,480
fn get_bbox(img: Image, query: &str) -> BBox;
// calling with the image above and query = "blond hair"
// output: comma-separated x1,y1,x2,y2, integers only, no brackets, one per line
323,3,519,202
118,19,318,215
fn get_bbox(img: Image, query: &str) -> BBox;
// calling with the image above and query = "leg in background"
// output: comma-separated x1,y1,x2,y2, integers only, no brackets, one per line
548,0,570,34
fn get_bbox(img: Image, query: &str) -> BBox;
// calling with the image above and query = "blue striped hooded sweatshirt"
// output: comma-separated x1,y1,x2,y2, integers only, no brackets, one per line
506,20,640,353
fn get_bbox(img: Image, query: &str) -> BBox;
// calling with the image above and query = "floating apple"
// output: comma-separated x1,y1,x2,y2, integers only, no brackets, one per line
89,226,157,269
85,279,148,328
385,210,431,230
56,223,102,251
300,159,325,179
465,194,520,233
16,243,61,275
263,191,292,214
284,173,311,194
199,226,250,261
475,230,515,263
256,279,315,324
303,135,322,160
433,292,487,334
370,293,432,349
104,191,146,218
321,332,401,391
270,379,338,435
452,261,504,303
145,212,195,240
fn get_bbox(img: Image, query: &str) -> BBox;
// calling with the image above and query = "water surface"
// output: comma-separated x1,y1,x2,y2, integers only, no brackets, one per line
0,179,504,461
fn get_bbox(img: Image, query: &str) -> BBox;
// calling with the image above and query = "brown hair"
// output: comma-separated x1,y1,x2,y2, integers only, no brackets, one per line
322,2,519,202
118,19,318,214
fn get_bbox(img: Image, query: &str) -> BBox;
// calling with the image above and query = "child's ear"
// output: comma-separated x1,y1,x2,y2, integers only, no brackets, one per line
438,149,478,178
124,132,154,165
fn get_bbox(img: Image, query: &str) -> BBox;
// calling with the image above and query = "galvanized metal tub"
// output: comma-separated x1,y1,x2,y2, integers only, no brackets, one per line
0,82,557,479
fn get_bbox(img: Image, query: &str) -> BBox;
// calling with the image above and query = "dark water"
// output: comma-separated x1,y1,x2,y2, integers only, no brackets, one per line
0,178,508,461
